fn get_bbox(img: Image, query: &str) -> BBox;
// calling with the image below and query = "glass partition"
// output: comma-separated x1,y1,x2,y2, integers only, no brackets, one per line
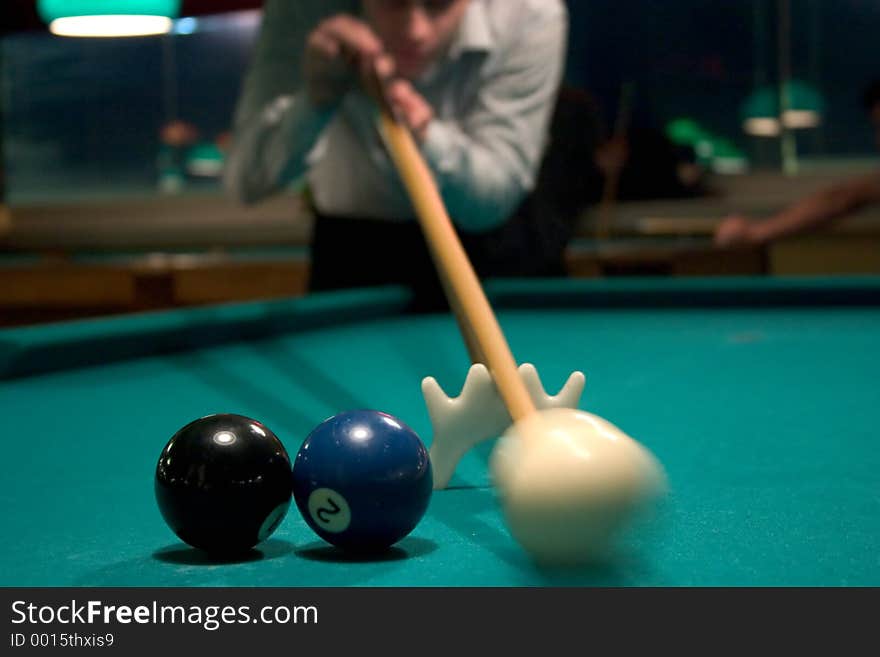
2,10,260,204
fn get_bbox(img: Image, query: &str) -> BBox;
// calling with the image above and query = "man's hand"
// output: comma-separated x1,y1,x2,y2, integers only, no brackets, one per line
714,214,761,247
303,14,434,141
386,79,434,142
303,14,390,108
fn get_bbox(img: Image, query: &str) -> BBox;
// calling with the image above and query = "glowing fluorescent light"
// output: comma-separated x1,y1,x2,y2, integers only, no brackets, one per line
782,109,821,129
49,15,173,37
743,117,782,137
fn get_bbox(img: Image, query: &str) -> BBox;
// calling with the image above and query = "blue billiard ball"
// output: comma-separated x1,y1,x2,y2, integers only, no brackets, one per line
292,410,433,552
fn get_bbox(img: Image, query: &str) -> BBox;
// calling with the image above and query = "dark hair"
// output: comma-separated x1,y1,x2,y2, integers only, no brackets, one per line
862,80,880,111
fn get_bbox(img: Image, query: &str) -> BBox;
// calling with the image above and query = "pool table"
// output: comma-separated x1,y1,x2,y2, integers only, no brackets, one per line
1,276,878,587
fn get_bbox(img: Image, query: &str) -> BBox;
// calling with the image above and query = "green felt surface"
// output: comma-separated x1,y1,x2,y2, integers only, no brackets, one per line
1,278,879,586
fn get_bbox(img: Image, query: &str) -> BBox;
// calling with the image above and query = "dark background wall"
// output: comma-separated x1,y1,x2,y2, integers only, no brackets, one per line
566,0,878,155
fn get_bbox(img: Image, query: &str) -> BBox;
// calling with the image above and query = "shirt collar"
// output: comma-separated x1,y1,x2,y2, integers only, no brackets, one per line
449,0,494,57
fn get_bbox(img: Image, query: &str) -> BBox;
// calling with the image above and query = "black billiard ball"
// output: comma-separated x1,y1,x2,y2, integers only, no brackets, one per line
292,409,432,552
155,414,293,554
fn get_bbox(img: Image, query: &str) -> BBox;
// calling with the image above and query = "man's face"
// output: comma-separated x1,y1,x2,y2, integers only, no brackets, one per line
362,0,471,79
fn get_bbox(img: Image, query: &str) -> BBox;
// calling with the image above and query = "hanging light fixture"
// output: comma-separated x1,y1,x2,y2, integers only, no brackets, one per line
665,118,714,163
666,119,749,175
37,0,182,38
666,118,705,146
741,80,824,136
740,87,781,137
708,138,749,175
780,80,824,129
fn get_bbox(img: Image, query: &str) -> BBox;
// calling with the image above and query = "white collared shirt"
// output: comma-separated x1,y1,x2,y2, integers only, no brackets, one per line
224,0,567,232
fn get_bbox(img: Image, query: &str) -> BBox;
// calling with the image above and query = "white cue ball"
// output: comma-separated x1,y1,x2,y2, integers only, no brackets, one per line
490,407,667,565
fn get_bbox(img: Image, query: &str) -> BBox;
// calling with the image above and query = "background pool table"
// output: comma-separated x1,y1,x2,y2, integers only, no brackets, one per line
1,277,878,586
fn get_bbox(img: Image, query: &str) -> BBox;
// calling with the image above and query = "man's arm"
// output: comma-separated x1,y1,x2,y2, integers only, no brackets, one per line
422,3,568,233
715,172,880,246
223,1,356,204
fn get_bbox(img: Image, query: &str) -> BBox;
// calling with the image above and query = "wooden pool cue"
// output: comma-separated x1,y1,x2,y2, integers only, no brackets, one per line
372,87,535,421
366,70,487,366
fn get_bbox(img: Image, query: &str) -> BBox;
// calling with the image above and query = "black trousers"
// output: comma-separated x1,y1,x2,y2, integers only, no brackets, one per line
308,198,570,312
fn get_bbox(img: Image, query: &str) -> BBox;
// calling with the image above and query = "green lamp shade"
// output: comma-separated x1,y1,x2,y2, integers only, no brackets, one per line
741,88,781,137
741,87,777,121
37,0,181,21
665,118,715,164
185,142,226,177
38,0,182,37
710,137,747,163
781,80,824,128
741,81,824,133
784,80,825,114
666,118,708,146
666,119,748,172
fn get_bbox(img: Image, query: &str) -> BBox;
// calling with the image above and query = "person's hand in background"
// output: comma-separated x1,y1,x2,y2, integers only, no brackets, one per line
594,135,629,177
714,214,762,247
